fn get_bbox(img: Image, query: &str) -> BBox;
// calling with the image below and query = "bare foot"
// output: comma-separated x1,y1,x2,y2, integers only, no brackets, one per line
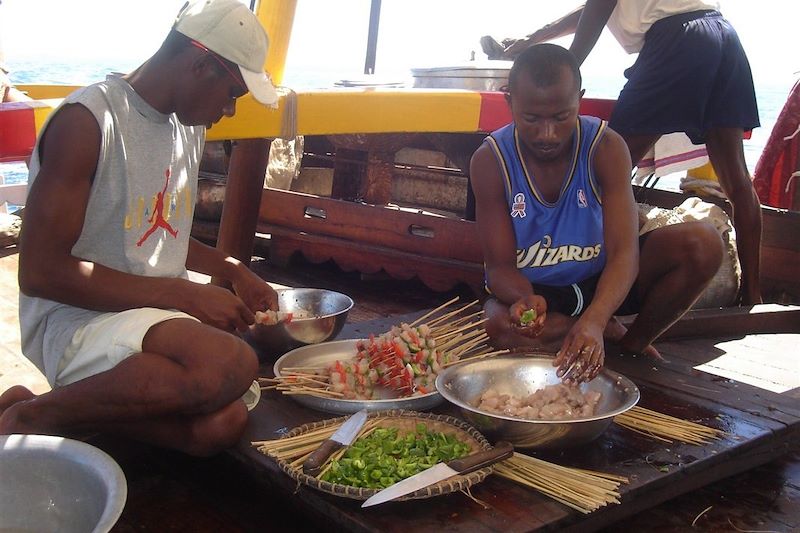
0,385,35,412
622,342,663,361
0,385,36,434
603,316,628,343
604,317,663,360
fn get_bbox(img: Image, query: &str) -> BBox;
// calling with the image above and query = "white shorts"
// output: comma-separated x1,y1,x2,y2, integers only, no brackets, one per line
55,308,198,387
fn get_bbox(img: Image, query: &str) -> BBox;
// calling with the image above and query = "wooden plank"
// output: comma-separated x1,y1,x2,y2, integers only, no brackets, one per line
227,317,800,533
262,225,484,292
762,246,800,284
762,208,800,251
628,303,800,340
605,346,800,423
663,334,800,394
259,188,481,262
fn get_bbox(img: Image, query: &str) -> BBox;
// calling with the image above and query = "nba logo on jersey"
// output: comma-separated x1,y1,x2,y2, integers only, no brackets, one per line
577,188,588,208
511,192,526,218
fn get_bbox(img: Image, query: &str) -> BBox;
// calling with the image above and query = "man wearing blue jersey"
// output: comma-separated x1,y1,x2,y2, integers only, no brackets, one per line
471,44,723,383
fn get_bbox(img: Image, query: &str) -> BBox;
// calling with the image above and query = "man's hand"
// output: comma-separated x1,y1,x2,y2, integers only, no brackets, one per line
553,317,605,384
230,265,279,314
508,294,547,338
186,283,255,334
503,24,562,58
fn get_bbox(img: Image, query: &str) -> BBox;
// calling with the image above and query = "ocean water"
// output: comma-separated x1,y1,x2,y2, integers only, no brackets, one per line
1,59,795,199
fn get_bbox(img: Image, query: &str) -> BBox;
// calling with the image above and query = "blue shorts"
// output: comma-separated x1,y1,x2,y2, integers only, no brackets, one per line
533,272,641,318
529,233,650,317
609,10,760,144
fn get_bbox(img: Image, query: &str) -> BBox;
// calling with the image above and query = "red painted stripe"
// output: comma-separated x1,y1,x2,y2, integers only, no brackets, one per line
478,92,511,132
478,93,617,133
0,102,37,163
579,98,616,120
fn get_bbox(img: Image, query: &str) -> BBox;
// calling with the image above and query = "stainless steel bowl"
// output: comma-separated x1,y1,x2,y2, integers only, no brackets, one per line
247,288,354,358
435,354,639,450
0,434,127,533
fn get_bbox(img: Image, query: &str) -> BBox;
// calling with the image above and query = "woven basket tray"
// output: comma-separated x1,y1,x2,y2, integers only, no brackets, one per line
270,409,493,501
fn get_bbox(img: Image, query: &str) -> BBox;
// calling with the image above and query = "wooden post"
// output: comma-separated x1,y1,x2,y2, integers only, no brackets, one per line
212,138,270,287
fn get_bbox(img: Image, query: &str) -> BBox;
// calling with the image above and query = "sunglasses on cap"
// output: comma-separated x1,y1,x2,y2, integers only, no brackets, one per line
189,39,247,93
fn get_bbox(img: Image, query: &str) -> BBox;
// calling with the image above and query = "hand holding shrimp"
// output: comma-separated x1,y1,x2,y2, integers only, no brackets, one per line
553,317,604,384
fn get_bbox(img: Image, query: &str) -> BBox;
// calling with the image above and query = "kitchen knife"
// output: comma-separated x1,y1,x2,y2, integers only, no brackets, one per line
302,409,368,477
361,441,514,507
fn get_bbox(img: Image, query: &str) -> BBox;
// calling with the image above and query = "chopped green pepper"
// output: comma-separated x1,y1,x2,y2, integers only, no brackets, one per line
319,424,471,489
520,308,538,325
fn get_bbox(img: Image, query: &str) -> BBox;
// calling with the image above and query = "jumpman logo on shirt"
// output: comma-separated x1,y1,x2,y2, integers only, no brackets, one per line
136,168,179,247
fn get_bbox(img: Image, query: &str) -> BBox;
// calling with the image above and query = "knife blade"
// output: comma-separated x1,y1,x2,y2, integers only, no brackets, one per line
302,409,368,477
361,441,514,507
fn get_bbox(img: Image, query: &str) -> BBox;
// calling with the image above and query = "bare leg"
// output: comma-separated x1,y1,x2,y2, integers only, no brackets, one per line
705,127,763,304
605,316,662,360
103,400,250,457
621,222,724,353
484,298,570,351
0,318,258,456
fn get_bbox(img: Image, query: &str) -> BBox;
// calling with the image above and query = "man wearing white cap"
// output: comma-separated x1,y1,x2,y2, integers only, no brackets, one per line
2,0,280,456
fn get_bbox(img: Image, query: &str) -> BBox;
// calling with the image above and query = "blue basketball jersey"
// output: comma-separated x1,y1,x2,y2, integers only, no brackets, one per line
484,116,607,286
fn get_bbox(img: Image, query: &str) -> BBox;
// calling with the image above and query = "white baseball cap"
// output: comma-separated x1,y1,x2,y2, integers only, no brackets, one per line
174,0,278,106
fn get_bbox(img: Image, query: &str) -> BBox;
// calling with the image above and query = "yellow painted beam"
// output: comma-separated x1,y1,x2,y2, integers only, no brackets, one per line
32,99,62,133
296,89,482,135
7,89,486,142
18,84,79,100
210,88,483,140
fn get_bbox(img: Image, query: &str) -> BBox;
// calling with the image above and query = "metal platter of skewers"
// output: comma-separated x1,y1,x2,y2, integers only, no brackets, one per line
266,297,506,415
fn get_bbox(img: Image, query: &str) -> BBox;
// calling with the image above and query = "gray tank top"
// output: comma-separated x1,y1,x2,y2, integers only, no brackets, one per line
19,75,204,382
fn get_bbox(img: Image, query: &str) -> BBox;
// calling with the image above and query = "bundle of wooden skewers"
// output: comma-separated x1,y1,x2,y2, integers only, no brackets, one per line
494,453,628,513
614,406,725,445
260,296,509,400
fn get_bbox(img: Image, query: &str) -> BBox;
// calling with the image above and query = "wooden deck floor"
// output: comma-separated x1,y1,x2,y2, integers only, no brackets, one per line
1,244,798,531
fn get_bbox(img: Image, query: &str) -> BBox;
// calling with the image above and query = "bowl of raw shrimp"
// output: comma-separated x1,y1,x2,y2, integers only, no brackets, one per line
435,353,639,450
247,288,354,358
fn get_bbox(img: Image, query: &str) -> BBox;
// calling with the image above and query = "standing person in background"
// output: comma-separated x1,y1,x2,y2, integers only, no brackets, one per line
0,64,30,103
501,0,763,305
472,44,723,382
0,0,281,456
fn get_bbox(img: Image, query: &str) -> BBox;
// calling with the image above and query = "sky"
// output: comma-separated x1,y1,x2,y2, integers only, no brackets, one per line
0,0,796,172
1,0,798,89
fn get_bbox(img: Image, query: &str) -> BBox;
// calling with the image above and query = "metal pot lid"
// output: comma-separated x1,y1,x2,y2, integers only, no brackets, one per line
411,60,513,76
335,75,406,87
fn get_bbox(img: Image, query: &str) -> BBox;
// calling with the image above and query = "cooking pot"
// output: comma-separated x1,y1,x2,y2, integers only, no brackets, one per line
411,60,512,91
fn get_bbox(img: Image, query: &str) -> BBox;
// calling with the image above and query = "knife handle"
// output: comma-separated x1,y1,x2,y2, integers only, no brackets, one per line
447,441,514,475
302,439,343,477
